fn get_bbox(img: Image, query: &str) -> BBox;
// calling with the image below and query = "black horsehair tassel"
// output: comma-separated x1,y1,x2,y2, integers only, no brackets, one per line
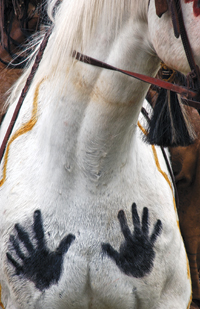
146,89,196,147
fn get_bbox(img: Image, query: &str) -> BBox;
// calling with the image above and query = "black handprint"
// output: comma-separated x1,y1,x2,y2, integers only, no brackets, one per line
6,210,75,291
102,203,162,278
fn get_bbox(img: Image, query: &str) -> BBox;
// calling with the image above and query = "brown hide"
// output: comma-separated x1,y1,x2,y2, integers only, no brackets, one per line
0,1,43,123
0,63,22,122
0,16,24,122
170,106,200,301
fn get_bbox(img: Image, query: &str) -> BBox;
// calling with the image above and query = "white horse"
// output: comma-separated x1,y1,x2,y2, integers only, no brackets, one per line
0,0,199,308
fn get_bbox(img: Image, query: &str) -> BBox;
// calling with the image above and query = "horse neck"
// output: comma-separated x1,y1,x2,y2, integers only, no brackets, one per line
17,4,160,187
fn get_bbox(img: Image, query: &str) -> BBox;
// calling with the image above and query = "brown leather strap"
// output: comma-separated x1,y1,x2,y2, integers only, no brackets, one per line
155,0,200,102
0,26,53,164
155,0,168,17
156,0,200,84
172,0,199,71
73,51,200,103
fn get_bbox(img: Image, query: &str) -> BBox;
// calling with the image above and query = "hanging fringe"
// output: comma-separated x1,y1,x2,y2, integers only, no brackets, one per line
145,88,196,147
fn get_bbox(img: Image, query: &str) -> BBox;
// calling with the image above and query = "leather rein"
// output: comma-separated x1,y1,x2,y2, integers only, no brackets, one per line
0,0,200,164
0,27,53,163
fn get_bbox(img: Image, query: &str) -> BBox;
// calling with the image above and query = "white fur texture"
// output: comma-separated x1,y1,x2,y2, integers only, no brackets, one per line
1,0,198,308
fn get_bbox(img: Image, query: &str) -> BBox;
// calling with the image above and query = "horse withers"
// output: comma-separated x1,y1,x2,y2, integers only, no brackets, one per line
0,0,200,308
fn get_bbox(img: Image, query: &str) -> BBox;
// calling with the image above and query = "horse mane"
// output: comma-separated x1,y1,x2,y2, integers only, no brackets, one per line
47,0,146,56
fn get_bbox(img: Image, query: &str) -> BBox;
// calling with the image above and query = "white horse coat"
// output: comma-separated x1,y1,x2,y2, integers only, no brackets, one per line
1,0,199,308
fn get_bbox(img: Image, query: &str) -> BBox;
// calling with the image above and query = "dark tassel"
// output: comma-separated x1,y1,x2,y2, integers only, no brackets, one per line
145,88,195,147
198,0,200,8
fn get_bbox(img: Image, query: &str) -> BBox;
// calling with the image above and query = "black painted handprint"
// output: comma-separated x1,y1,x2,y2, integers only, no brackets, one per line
102,203,162,278
6,210,75,291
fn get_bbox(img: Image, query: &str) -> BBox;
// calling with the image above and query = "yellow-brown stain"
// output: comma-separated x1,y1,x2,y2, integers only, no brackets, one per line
0,78,45,187
0,285,5,309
